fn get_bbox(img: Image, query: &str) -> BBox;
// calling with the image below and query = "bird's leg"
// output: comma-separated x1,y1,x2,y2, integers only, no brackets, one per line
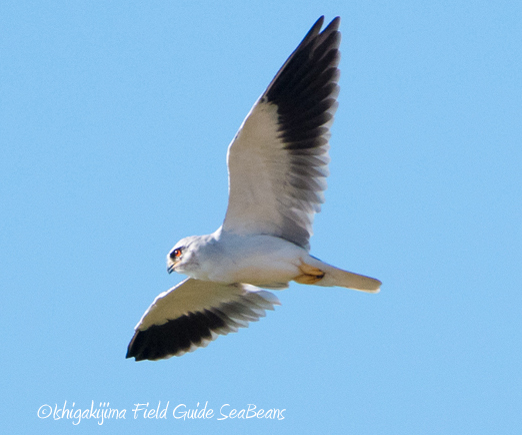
294,262,325,285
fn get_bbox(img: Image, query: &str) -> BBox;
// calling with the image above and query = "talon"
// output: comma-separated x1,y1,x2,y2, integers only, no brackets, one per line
294,262,325,284
299,263,325,277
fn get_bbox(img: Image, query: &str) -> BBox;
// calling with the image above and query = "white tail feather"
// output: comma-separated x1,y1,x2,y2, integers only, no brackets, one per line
305,257,381,293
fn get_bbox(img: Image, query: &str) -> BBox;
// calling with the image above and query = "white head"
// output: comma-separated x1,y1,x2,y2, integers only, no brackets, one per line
167,235,212,276
166,236,201,275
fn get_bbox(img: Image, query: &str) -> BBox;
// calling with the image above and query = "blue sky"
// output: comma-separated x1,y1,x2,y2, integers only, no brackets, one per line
1,1,521,434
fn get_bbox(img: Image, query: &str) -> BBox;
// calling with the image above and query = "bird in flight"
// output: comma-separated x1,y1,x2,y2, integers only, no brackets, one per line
127,16,381,361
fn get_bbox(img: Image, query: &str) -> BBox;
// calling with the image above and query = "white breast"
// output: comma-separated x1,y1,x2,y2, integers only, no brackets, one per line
196,231,306,287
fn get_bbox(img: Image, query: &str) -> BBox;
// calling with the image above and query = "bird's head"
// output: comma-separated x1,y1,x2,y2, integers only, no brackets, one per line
166,236,201,275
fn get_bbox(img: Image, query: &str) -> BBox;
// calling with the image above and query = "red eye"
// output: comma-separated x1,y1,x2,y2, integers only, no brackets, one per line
171,248,182,259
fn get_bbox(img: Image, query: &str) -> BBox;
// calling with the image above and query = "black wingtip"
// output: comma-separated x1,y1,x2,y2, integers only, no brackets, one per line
300,16,339,49
265,15,341,104
126,310,228,362
126,332,140,360
328,16,341,30
312,16,340,35
312,16,325,30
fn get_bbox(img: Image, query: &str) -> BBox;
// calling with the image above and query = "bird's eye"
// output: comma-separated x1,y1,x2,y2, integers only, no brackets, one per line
170,248,182,260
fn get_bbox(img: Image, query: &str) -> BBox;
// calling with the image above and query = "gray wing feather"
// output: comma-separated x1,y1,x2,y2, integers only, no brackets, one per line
223,17,341,250
126,278,280,361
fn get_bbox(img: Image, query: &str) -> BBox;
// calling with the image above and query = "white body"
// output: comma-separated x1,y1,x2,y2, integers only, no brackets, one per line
170,228,381,292
175,229,305,287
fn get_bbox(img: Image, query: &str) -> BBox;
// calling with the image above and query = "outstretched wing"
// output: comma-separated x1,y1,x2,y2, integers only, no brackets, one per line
223,16,341,251
126,278,280,361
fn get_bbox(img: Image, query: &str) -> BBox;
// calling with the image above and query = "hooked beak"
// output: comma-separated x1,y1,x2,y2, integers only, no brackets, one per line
167,262,175,274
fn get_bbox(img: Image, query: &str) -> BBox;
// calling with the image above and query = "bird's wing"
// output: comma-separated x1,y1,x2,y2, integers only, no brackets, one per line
126,278,280,361
222,16,341,251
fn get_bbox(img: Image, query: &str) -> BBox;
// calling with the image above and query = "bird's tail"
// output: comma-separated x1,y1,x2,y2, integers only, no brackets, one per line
296,256,381,293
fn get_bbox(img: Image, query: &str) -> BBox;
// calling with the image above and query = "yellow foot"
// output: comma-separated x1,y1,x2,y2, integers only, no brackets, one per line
294,263,325,285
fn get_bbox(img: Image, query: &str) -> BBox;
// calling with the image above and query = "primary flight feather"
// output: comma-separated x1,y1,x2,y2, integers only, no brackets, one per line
127,16,381,362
